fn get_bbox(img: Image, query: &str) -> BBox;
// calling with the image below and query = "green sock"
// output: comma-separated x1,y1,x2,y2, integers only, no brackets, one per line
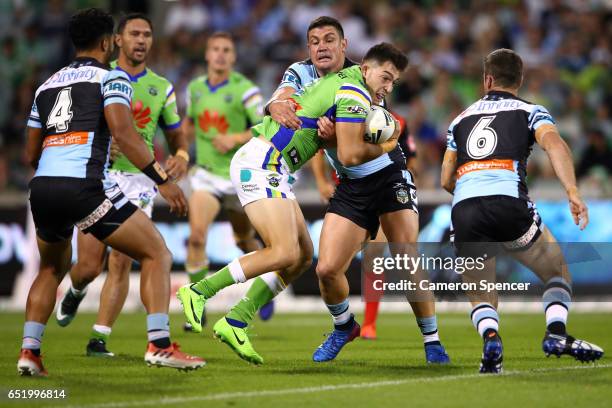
192,265,235,299
188,266,208,284
90,329,109,342
226,277,275,324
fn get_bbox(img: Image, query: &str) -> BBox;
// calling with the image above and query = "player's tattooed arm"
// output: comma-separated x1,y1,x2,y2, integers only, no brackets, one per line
25,126,44,169
535,123,588,229
440,149,457,194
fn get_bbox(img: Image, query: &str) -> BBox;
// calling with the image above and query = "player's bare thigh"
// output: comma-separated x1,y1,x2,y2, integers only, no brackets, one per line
510,226,571,284
240,197,310,276
317,212,369,278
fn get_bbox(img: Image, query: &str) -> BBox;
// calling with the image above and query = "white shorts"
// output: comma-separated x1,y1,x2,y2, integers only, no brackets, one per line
108,171,157,217
189,166,242,212
230,137,296,207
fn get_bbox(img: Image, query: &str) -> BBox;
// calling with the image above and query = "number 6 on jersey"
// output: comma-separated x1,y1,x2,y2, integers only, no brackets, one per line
467,115,497,159
47,87,74,132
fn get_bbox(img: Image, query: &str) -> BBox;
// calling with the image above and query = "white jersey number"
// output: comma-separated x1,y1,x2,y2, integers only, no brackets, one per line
47,87,73,132
466,115,498,159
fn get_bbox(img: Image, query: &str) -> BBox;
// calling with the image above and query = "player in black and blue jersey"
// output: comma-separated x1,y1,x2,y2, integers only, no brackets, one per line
441,48,604,374
17,8,204,376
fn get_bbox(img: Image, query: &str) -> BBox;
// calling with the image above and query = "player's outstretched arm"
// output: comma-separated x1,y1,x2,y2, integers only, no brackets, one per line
440,149,457,194
535,124,588,229
336,120,398,167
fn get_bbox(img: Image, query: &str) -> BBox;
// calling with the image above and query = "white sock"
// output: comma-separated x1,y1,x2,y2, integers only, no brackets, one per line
229,259,247,283
261,272,287,296
93,324,112,336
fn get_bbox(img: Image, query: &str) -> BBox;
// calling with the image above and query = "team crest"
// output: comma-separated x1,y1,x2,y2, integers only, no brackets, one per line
224,94,233,103
396,188,409,204
266,173,281,188
148,86,158,96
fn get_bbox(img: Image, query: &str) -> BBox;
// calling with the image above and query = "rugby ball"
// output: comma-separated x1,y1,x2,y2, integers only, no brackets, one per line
364,105,396,144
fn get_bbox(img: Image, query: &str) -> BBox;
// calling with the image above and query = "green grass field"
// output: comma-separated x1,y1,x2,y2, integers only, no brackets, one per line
1,312,610,407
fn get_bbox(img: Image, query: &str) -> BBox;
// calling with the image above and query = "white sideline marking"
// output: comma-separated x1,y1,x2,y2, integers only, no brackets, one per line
52,363,611,408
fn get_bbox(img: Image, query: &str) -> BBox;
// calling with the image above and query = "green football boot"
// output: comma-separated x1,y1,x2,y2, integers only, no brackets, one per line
176,284,207,333
213,317,263,365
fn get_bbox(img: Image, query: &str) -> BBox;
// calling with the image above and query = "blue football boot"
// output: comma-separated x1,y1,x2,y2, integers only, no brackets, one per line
543,332,603,362
313,316,361,362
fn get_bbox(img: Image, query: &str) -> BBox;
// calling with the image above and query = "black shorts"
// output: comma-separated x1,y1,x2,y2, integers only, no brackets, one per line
451,195,542,257
29,176,137,243
327,166,418,239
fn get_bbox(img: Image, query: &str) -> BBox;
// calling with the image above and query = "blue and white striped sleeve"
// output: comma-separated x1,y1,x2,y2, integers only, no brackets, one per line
528,105,555,132
276,62,306,93
446,121,458,151
27,100,42,128
101,69,133,108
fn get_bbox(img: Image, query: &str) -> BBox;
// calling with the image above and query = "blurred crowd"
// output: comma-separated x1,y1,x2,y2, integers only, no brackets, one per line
1,0,610,196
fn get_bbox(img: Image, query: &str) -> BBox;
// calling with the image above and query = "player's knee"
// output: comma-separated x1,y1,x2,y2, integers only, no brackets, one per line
269,244,300,270
315,260,340,283
299,242,314,271
72,259,103,286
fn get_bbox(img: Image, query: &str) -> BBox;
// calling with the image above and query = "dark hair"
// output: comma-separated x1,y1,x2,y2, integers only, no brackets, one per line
363,42,408,72
68,8,114,51
484,48,523,88
116,13,153,34
208,31,233,43
307,16,344,39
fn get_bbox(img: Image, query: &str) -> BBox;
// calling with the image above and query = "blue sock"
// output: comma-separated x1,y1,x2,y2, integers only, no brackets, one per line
543,277,571,335
326,299,353,330
22,321,45,352
147,313,170,348
416,315,440,345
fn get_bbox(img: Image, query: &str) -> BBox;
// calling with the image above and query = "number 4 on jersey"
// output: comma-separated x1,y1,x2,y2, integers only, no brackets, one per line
467,115,497,159
47,87,73,132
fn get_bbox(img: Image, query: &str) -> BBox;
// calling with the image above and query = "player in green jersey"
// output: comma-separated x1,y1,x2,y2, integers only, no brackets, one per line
55,13,190,357
178,42,407,364
182,32,265,329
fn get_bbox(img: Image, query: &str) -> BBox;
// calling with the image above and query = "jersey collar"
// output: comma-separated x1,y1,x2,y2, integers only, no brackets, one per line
115,65,147,82
205,78,229,93
484,90,518,100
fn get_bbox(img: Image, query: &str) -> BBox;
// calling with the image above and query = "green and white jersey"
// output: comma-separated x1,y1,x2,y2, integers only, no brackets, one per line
110,62,181,173
186,71,264,179
253,65,371,173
